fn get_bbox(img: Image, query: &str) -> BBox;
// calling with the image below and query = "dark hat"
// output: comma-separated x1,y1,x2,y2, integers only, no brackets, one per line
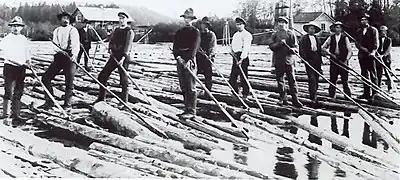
303,21,321,33
201,16,211,27
180,8,197,19
8,16,24,26
235,17,246,25
329,21,345,32
118,12,129,18
277,16,289,24
57,11,74,22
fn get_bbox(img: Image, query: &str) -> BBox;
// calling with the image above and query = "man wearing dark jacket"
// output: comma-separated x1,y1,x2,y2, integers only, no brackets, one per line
355,14,379,100
94,12,134,103
377,25,394,93
173,8,201,119
299,21,322,106
269,16,303,107
77,19,96,71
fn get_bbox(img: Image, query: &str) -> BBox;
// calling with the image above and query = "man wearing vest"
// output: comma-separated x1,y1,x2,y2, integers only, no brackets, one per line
322,21,352,98
229,17,252,100
196,16,217,92
377,25,394,93
94,12,134,104
173,8,201,119
77,19,96,71
269,16,303,107
355,14,379,100
299,22,323,106
38,12,79,110
0,16,31,124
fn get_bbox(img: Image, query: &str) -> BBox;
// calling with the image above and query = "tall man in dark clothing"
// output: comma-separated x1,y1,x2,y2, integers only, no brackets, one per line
269,17,303,107
94,12,134,103
299,22,322,105
322,22,353,98
355,14,379,100
377,25,394,92
38,12,80,110
77,19,96,71
173,8,201,119
196,16,217,91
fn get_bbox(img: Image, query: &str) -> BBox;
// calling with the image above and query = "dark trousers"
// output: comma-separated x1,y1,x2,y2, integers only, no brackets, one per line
77,46,90,69
275,63,298,101
42,52,76,106
329,64,351,98
376,58,392,90
98,54,130,102
229,52,249,96
3,64,26,116
358,54,378,97
177,59,197,114
196,53,213,91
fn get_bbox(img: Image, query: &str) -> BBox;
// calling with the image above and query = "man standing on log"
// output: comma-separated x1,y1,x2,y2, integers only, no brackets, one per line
173,8,200,119
93,12,134,104
0,16,31,124
376,25,394,93
229,17,252,100
355,14,379,101
196,16,217,92
38,12,79,110
269,17,303,107
322,22,352,99
299,22,323,106
77,19,96,72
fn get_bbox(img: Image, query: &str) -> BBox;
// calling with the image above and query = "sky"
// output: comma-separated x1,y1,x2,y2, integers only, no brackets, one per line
0,0,242,18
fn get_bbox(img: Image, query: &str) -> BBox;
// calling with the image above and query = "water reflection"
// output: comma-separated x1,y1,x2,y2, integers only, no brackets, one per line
305,157,321,179
233,144,249,165
308,115,322,145
362,123,378,148
274,146,298,179
331,112,351,150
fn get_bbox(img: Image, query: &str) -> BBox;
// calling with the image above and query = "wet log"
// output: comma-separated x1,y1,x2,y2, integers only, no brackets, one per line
88,150,186,178
89,143,215,179
91,102,161,140
95,101,224,152
0,125,154,178
41,116,268,179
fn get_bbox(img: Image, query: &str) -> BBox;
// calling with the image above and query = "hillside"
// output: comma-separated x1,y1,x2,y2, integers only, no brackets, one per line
120,5,177,26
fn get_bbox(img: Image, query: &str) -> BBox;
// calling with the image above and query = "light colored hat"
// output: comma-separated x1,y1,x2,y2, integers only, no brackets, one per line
277,16,289,24
303,21,321,33
380,25,388,31
8,16,24,26
180,8,197,19
329,21,346,32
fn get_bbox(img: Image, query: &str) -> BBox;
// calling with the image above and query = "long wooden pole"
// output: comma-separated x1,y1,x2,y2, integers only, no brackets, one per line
229,52,264,113
285,43,400,153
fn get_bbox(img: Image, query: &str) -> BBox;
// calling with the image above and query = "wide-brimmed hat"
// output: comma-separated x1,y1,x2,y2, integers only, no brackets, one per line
180,8,197,19
117,12,129,18
235,17,246,25
303,21,321,33
201,16,211,27
57,11,74,22
380,25,388,31
329,21,346,32
277,16,289,24
8,16,24,26
360,14,370,21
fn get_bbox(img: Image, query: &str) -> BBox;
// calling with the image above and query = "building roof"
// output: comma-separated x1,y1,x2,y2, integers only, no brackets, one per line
294,12,328,23
73,7,135,22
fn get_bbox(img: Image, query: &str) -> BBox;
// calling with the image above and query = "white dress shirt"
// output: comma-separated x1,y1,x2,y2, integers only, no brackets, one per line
231,30,253,59
0,33,31,66
52,25,80,59
308,35,317,52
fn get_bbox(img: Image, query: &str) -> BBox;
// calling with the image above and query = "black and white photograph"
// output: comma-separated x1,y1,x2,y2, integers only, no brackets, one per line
0,0,399,179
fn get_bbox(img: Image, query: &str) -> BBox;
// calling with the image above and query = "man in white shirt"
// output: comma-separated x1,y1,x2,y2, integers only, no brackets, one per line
229,17,253,99
299,21,323,106
38,12,80,110
322,21,352,99
0,16,31,124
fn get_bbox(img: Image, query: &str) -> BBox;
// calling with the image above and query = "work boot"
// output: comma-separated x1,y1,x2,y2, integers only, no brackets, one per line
357,94,370,99
180,113,195,120
62,103,72,110
1,99,11,119
277,99,289,106
37,101,54,110
292,96,303,108
91,97,105,105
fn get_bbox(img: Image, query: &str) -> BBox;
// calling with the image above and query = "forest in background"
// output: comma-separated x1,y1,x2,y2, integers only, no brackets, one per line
0,0,398,45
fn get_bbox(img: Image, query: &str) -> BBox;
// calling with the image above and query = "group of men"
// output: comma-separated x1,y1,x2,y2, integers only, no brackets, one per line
0,11,134,125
